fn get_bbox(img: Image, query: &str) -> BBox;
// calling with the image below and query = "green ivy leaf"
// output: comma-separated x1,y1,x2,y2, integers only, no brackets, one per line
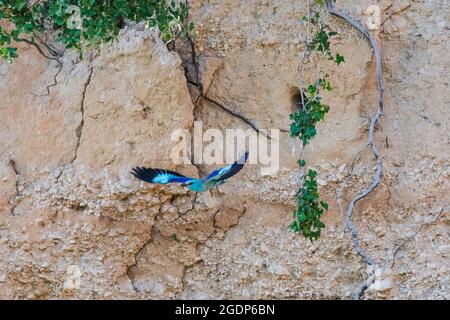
335,53,345,65
298,159,306,167
290,2,343,242
301,15,308,24
290,169,326,242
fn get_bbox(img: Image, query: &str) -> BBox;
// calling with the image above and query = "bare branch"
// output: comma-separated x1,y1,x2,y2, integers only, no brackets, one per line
20,38,64,97
384,88,441,127
19,38,60,63
350,143,370,174
32,63,63,97
326,0,384,267
391,205,447,268
381,3,412,27
202,95,267,136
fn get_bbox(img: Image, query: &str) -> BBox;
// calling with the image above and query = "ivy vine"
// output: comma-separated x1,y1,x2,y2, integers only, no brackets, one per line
289,0,344,242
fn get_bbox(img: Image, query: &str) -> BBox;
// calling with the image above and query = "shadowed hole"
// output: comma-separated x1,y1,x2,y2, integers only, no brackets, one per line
290,87,307,112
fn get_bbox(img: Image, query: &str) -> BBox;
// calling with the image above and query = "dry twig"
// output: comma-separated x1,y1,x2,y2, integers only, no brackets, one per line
391,205,447,268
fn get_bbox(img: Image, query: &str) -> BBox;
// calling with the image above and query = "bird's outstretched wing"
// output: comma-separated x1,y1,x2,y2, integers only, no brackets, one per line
205,152,249,183
131,167,194,184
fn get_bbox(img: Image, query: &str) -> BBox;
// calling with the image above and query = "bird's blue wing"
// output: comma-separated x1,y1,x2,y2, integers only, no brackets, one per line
131,167,194,184
206,168,221,181
205,152,249,183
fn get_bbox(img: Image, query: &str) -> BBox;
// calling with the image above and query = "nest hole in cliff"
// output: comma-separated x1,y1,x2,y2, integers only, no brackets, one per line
290,87,307,112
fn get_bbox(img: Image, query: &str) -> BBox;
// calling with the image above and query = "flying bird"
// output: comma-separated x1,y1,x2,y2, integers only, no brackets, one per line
131,152,249,192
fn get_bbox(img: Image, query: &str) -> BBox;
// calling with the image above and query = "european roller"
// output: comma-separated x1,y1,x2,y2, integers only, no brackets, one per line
131,152,249,192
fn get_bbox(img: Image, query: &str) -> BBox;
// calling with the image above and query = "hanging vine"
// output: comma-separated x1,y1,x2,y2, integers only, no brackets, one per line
289,0,344,242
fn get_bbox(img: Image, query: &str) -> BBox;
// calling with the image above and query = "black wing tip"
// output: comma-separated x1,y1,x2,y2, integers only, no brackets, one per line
130,167,189,183
131,166,147,174
130,167,158,182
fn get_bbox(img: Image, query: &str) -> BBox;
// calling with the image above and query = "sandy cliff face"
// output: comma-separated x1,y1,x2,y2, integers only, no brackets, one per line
0,0,448,299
